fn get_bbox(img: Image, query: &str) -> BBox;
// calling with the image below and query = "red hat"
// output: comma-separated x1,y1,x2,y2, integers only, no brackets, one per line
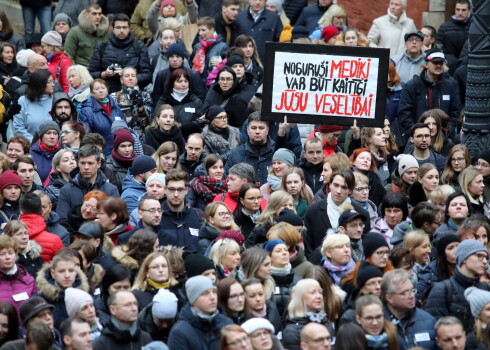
321,25,340,43
216,230,245,246
113,129,134,150
162,0,176,7
319,125,343,133
0,170,22,192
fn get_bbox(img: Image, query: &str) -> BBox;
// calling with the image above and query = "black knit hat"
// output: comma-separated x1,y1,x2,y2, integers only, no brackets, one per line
226,55,244,67
478,150,490,165
356,261,383,289
436,233,461,260
362,232,389,258
184,254,215,278
277,208,303,226
205,105,226,122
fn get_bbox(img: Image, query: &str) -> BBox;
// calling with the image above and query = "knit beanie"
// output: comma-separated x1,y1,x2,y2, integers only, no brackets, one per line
166,43,186,58
292,26,310,40
279,24,293,43
241,318,275,335
185,275,216,305
0,170,22,192
362,232,389,258
146,173,166,188
185,254,216,278
113,129,134,150
41,30,63,47
228,163,255,183
398,154,419,177
217,230,245,246
266,0,282,12
321,25,340,43
162,0,176,7
263,239,287,253
435,233,460,260
205,105,226,122
65,288,93,317
132,155,157,175
273,148,295,166
38,120,60,139
465,286,490,318
53,13,72,28
111,119,128,135
456,239,487,267
226,55,244,67
356,261,383,289
152,289,178,319
478,150,490,166
319,125,343,133
276,208,303,226
16,49,35,68
142,342,169,350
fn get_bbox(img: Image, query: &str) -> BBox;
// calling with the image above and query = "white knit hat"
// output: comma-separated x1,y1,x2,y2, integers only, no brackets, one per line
241,318,275,335
65,287,93,317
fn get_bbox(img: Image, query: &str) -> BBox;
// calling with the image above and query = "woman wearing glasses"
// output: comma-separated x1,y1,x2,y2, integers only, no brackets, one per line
218,277,247,324
219,324,253,350
441,145,471,187
66,190,107,233
210,238,241,280
351,172,378,227
349,148,387,206
60,120,85,152
355,295,399,350
201,105,241,162
234,184,266,239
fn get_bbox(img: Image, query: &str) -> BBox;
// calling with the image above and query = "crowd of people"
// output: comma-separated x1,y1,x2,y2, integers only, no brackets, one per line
0,0,483,349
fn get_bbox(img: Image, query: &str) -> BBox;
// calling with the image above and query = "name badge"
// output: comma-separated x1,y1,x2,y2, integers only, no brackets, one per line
414,332,431,342
442,95,450,101
185,107,195,113
13,292,29,302
189,228,199,236
114,116,122,120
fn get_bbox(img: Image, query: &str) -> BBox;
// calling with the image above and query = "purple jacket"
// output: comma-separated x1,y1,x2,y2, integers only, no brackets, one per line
0,264,38,313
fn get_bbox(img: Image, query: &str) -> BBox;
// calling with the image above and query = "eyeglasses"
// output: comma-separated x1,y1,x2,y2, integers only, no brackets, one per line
361,314,384,323
229,292,245,300
82,202,98,212
328,132,342,139
228,336,250,347
375,250,390,257
216,115,228,121
391,288,417,296
476,162,490,168
216,211,232,218
407,37,422,42
245,196,263,202
140,208,163,214
219,77,233,82
166,187,186,193
251,330,271,338
475,253,489,261
450,157,465,163
60,130,76,135
114,26,129,30
415,134,431,140
354,186,371,192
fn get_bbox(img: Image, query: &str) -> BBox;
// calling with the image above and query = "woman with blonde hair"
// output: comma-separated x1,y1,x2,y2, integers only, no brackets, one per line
67,65,93,111
131,251,179,310
210,238,241,280
310,4,348,39
335,28,369,47
240,247,275,300
282,278,334,350
459,166,487,215
280,167,313,219
442,144,471,186
321,233,355,285
145,105,185,152
198,202,240,254
152,141,181,174
428,184,456,224
403,231,431,281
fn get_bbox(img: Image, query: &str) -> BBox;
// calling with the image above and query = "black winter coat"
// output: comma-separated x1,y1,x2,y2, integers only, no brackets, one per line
436,16,470,71
299,159,323,194
89,33,152,92
197,223,221,255
233,208,258,239
282,315,334,350
137,302,172,342
271,270,300,317
105,156,130,194
93,318,152,350
283,0,307,24
152,66,207,106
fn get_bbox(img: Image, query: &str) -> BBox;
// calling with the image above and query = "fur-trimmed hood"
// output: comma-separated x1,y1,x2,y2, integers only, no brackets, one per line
111,245,139,270
36,262,89,301
77,10,110,37
25,240,42,260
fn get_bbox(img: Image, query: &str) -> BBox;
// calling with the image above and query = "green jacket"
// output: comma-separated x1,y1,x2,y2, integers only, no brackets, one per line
64,10,110,67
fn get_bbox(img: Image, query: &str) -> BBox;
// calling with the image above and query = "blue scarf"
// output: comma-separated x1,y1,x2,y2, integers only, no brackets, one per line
322,258,355,285
366,333,389,349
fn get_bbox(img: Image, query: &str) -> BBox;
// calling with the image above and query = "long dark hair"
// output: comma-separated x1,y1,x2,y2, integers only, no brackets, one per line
0,12,13,39
0,302,18,345
25,69,52,101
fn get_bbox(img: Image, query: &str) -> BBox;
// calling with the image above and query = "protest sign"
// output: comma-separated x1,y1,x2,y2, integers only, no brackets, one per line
261,42,390,127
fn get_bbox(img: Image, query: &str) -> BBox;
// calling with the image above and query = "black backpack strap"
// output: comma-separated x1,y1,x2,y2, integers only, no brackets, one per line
443,279,452,310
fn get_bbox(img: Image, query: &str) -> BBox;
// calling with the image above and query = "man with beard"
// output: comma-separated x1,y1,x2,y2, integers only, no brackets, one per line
406,123,446,174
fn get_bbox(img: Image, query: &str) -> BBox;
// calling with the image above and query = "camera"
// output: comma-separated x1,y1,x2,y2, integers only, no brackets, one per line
109,63,121,74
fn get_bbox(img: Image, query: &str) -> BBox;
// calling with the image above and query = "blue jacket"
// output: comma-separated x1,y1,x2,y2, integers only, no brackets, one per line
29,142,57,183
167,304,233,350
78,95,125,156
295,4,328,34
385,306,437,350
416,259,439,304
235,8,282,63
157,200,202,252
12,94,53,142
121,169,147,213
46,211,70,247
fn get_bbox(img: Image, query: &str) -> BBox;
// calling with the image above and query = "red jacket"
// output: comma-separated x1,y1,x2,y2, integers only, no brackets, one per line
21,213,63,262
213,192,267,212
47,52,73,93
307,129,340,158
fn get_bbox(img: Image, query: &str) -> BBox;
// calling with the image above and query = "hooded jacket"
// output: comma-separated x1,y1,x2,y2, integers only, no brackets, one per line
299,158,324,194
391,220,417,248
0,264,37,313
36,262,89,329
45,172,68,209
46,52,73,93
56,168,120,221
93,317,152,350
21,213,63,262
120,170,147,213
64,10,110,67
12,94,53,142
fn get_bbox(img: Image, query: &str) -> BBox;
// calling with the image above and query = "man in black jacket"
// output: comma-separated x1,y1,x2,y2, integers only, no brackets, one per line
216,0,240,46
89,13,151,92
300,138,324,194
94,290,152,350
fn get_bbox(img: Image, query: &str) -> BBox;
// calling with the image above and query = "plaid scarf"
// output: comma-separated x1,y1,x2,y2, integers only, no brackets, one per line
189,176,227,203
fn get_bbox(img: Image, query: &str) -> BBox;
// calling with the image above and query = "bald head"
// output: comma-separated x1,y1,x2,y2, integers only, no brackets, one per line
300,323,331,350
27,54,48,74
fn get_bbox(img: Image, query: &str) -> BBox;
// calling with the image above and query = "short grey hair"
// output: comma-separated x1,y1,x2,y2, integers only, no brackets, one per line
435,316,464,336
381,269,411,297
33,190,50,203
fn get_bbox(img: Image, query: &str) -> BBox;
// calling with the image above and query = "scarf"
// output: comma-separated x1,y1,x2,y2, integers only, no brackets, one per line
448,219,464,231
366,333,389,349
271,263,291,275
6,264,17,275
326,193,350,231
189,176,227,203
69,84,89,98
209,123,230,140
241,208,260,224
249,303,267,318
38,139,61,153
97,99,111,116
191,307,219,321
171,88,188,102
322,258,355,285
351,198,368,211
147,278,171,290
145,125,183,149
111,148,136,168
192,33,218,74
111,317,138,337
350,239,363,262
306,311,326,323
267,174,282,191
